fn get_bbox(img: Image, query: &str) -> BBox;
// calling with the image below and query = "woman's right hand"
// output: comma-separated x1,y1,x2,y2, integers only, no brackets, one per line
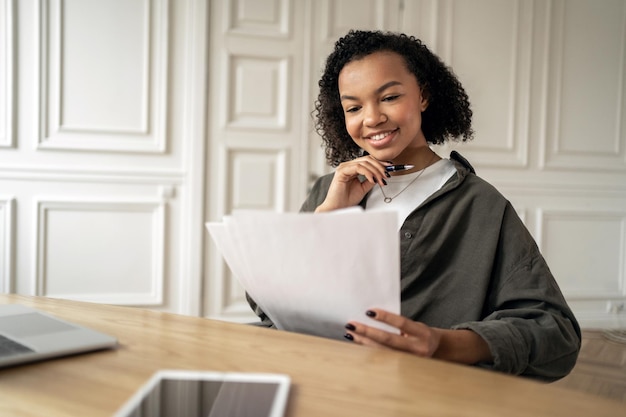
315,156,389,212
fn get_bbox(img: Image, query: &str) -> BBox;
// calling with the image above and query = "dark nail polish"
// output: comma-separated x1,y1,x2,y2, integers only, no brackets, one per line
345,323,356,331
382,178,387,186
344,333,354,341
365,310,376,318
385,171,391,178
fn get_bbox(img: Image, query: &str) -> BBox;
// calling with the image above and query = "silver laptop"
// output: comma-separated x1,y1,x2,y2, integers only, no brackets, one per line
0,304,118,368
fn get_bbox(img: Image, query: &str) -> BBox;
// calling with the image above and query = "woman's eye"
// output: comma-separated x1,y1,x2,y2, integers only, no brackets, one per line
382,95,399,102
345,106,360,113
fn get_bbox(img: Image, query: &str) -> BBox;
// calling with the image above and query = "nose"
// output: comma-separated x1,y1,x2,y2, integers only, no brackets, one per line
363,105,387,126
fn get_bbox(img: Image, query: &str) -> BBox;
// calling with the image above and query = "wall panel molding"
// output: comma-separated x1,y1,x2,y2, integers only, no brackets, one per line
0,196,14,292
207,261,257,323
33,197,166,305
0,164,184,184
568,299,626,328
227,54,290,130
227,0,291,38
536,208,626,300
0,0,14,148
36,0,169,153
226,147,287,212
433,0,531,168
541,0,626,171
491,179,626,198
319,0,400,41
206,144,287,319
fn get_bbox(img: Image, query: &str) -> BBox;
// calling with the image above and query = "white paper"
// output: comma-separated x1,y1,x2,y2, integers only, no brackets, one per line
206,208,400,340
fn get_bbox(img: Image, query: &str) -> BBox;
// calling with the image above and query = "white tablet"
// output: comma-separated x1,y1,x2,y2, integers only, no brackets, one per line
114,370,291,417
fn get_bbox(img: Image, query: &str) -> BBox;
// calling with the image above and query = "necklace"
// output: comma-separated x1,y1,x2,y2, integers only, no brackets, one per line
379,153,437,203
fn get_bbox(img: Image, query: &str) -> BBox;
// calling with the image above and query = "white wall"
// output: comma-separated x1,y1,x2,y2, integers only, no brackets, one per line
1,0,625,328
0,0,207,315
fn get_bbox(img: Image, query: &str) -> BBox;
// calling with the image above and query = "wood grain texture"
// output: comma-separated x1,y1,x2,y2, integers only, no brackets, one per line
554,330,626,403
1,295,625,417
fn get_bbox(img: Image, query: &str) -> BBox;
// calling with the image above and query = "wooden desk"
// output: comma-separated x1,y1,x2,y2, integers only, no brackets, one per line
0,295,624,417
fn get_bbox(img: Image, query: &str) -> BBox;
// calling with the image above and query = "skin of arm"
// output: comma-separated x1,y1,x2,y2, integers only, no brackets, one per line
346,308,493,365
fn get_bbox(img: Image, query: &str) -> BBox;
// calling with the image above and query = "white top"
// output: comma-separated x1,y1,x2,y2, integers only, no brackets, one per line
366,158,457,230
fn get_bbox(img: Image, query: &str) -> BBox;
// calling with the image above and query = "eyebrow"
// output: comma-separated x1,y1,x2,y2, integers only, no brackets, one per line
340,80,402,101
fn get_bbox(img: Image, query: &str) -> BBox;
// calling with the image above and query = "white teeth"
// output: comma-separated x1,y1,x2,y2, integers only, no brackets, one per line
370,132,391,141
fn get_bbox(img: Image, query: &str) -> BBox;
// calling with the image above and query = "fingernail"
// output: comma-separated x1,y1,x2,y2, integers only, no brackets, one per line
373,176,378,183
382,178,387,186
345,323,356,331
344,333,354,341
385,171,391,178
365,310,376,318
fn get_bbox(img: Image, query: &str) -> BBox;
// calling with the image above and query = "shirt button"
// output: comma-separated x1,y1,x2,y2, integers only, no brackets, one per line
404,231,412,239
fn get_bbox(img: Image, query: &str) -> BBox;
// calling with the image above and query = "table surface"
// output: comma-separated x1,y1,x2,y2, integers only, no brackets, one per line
0,294,624,417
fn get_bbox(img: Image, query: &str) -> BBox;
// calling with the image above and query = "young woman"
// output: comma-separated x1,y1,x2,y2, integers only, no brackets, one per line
248,30,580,381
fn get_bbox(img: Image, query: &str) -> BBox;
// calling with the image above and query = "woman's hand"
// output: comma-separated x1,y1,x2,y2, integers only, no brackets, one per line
344,309,493,365
345,309,442,357
315,156,389,212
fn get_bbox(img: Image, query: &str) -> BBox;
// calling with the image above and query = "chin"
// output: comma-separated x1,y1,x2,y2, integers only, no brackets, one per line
368,149,397,162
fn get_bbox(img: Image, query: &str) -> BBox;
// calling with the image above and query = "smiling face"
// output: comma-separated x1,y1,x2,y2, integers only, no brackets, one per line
338,51,429,164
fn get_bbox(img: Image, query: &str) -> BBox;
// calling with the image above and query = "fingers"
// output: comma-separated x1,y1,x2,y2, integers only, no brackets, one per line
343,328,385,348
344,310,440,357
335,156,390,186
345,321,418,354
365,309,427,337
317,155,390,211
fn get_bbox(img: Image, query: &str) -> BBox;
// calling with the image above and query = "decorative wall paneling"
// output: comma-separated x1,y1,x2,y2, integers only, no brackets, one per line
0,0,13,148
444,0,531,168
541,0,626,172
418,0,532,168
2,0,208,316
541,204,626,329
37,0,169,153
33,197,166,305
2,175,181,303
2,0,624,328
204,0,306,321
0,196,14,292
525,0,625,327
495,181,626,327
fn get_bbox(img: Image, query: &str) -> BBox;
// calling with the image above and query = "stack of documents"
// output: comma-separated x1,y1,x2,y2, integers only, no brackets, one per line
206,208,400,340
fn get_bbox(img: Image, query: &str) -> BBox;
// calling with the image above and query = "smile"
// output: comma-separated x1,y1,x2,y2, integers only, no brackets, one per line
368,129,398,141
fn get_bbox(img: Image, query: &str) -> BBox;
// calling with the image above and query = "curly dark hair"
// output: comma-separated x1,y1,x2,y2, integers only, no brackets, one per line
314,30,474,167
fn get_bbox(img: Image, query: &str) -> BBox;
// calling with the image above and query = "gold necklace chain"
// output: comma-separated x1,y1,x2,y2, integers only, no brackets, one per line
379,153,437,203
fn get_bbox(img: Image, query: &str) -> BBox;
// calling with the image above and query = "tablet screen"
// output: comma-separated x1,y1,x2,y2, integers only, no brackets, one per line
114,370,291,417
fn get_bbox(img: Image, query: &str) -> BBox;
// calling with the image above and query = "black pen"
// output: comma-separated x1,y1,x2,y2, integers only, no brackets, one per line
385,164,414,172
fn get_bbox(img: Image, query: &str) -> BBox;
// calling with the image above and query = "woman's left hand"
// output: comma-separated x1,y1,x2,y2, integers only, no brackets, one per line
345,309,494,365
344,309,442,357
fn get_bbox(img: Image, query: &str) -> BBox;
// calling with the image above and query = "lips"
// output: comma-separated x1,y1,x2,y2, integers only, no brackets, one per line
365,128,398,148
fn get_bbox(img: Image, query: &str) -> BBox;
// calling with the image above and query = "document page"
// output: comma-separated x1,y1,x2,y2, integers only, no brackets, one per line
206,209,400,340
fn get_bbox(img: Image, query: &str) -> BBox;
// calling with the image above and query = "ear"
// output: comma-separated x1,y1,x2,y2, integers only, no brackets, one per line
420,92,429,112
